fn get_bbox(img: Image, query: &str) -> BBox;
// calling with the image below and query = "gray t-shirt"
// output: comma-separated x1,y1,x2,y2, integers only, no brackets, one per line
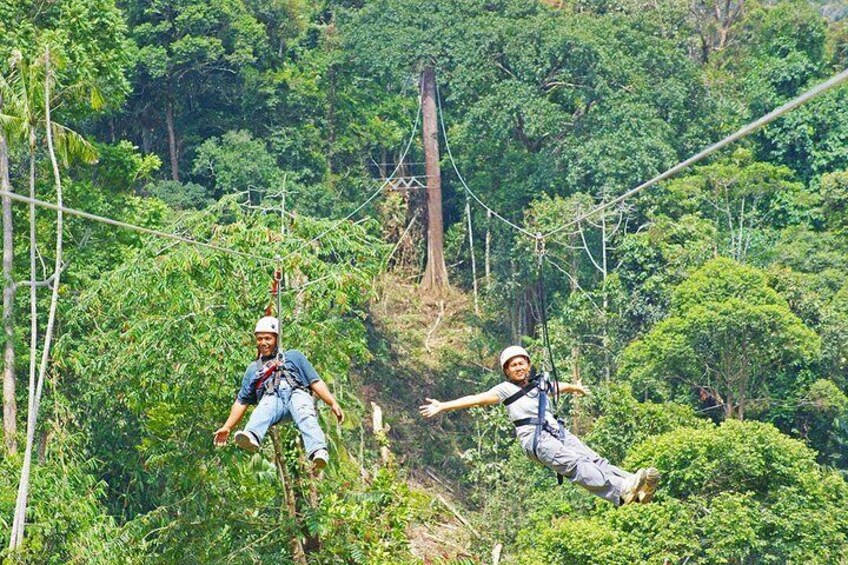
488,380,559,428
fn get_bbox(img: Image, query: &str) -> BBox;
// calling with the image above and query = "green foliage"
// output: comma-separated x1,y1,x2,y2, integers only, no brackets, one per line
5,0,848,559
821,282,848,386
644,152,812,263
628,420,818,498
712,2,848,181
620,258,821,419
0,0,132,115
758,86,848,182
628,420,848,562
192,129,284,201
585,384,710,464
90,140,161,188
144,179,211,210
516,499,700,565
48,199,397,559
820,169,848,231
309,467,416,563
116,0,271,176
615,214,718,329
795,378,848,467
518,420,848,564
0,429,125,564
669,256,786,312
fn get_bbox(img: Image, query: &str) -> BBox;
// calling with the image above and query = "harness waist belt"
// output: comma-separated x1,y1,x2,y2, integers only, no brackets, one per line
512,417,538,426
512,418,560,437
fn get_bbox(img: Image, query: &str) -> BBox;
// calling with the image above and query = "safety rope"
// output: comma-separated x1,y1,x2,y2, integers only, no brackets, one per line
273,261,287,390
534,235,561,414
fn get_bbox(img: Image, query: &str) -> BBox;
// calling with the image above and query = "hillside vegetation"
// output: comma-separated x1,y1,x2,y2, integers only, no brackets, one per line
2,0,848,563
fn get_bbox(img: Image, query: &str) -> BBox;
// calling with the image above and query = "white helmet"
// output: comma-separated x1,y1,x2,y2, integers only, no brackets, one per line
254,316,280,335
499,346,530,374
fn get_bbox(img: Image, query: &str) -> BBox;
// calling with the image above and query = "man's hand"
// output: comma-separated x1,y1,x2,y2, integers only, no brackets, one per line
419,398,443,419
331,402,345,424
213,426,231,447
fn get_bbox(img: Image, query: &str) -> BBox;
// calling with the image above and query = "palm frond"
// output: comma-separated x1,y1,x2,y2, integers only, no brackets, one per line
50,122,98,165
0,112,28,146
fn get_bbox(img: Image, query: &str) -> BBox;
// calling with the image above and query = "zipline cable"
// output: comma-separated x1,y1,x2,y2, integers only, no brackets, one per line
542,66,848,239
435,82,538,239
0,189,277,264
0,91,424,269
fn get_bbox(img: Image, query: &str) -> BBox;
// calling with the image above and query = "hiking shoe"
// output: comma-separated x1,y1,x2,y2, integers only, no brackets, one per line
620,469,648,505
638,467,661,503
233,430,260,453
311,448,329,470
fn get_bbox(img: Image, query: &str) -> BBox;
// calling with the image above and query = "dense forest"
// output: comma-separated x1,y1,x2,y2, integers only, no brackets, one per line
2,0,848,563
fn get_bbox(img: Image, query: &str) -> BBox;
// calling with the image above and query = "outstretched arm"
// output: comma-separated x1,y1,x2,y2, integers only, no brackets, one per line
213,401,249,446
419,391,500,419
556,382,590,396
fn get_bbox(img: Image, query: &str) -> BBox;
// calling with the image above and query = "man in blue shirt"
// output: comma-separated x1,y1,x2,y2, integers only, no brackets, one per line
213,316,344,469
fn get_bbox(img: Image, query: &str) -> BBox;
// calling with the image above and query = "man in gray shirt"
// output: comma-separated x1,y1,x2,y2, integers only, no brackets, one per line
419,346,659,505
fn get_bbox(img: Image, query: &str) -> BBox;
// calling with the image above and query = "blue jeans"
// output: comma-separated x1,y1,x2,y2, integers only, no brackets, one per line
244,384,327,458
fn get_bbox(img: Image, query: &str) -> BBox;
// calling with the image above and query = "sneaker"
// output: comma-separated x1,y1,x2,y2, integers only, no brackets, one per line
620,469,648,505
233,430,260,453
637,467,661,503
311,448,329,470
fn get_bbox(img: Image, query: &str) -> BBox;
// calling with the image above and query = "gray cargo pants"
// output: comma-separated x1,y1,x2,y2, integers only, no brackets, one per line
516,423,631,505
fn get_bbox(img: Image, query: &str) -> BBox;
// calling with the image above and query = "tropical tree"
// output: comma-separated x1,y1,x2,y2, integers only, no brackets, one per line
0,0,130,455
118,0,268,181
192,129,284,203
642,151,809,263
619,258,820,419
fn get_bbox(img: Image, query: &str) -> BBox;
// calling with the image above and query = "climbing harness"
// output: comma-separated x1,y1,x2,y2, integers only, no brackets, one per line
504,234,568,484
253,357,306,398
507,369,565,486
253,263,307,399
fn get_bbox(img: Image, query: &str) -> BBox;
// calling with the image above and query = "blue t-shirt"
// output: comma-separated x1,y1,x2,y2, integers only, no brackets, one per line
236,349,321,405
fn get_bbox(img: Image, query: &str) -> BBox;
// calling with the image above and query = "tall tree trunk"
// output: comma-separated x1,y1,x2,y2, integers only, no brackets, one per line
1,91,16,455
420,66,448,295
10,49,65,549
165,80,179,182
28,132,37,418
